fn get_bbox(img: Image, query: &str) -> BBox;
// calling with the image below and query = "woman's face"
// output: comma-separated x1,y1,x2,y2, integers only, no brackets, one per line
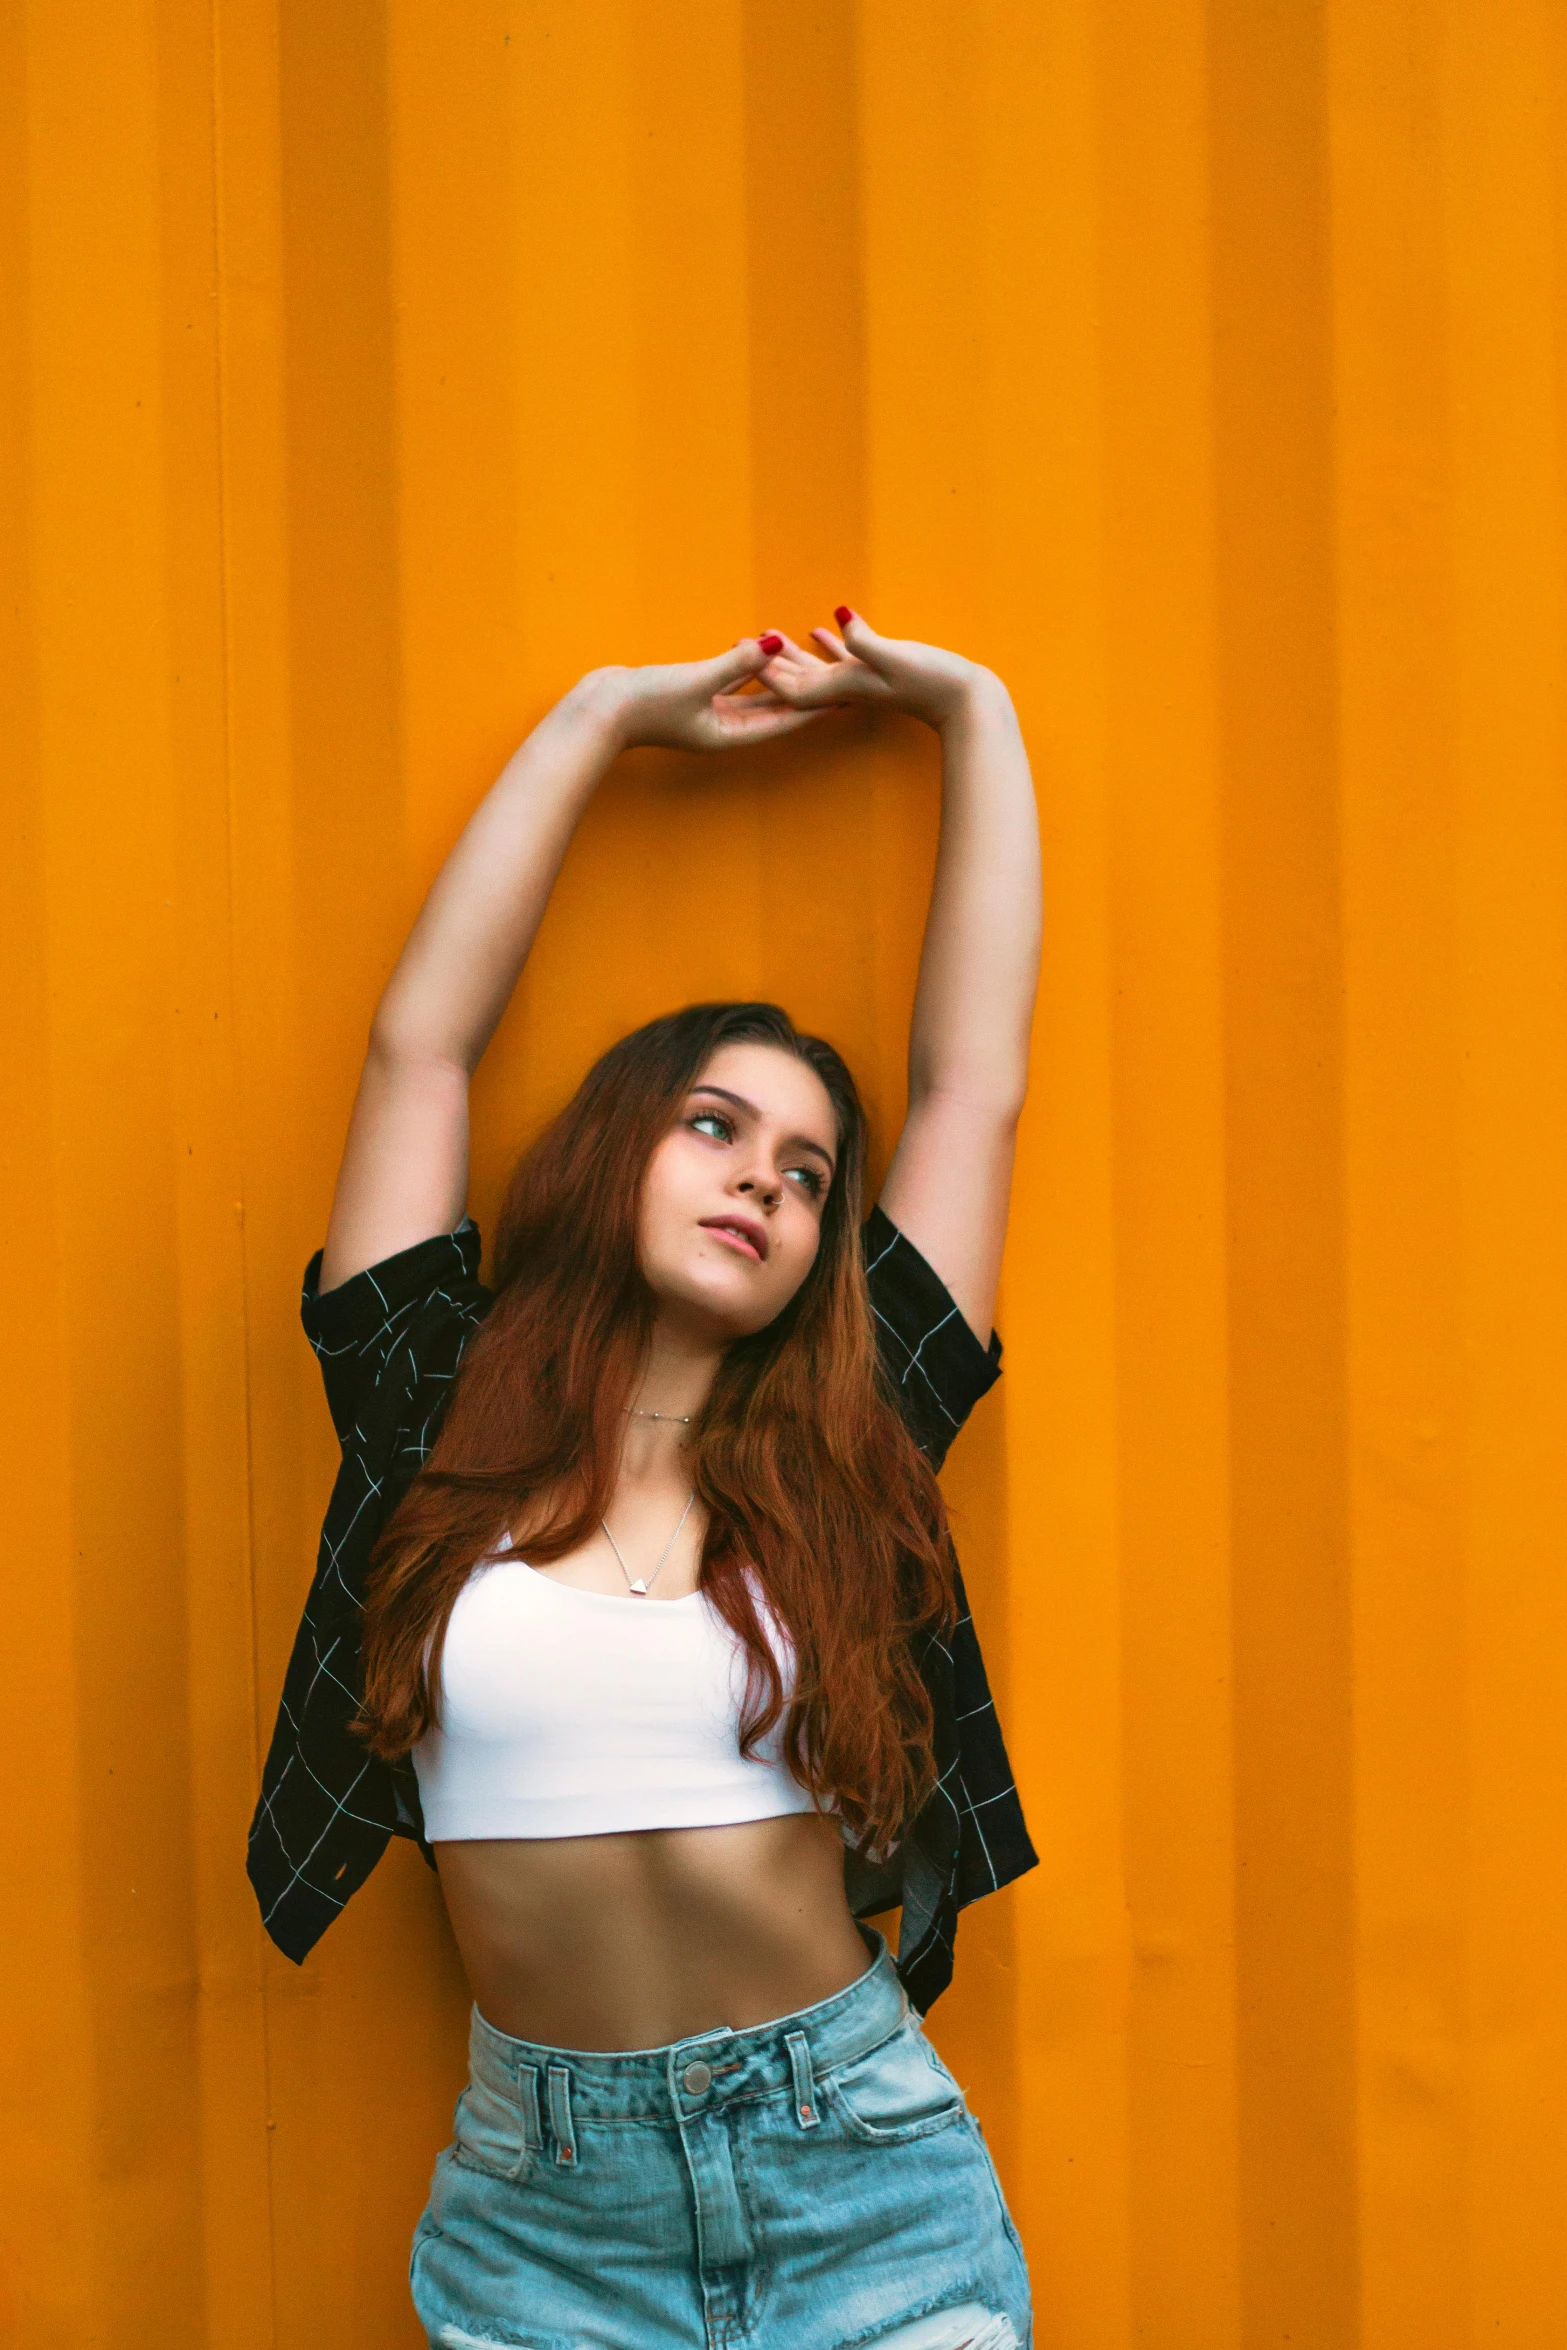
637,1041,841,1340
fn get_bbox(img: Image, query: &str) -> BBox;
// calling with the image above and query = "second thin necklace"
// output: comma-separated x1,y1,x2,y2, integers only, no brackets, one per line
601,1491,695,1598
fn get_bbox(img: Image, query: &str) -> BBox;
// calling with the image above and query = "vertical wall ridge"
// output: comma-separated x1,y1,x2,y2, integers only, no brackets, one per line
1207,1,1360,2342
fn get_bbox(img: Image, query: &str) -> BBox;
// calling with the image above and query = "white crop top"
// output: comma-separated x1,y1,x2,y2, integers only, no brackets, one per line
411,1538,818,1842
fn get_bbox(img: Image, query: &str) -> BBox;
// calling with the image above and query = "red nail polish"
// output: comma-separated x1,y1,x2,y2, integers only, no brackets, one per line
759,632,783,655
834,606,854,627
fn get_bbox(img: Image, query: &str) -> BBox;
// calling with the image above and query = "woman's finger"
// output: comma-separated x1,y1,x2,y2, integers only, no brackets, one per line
757,670,849,712
746,634,864,711
697,637,774,697
831,606,896,675
807,627,852,664
756,629,813,672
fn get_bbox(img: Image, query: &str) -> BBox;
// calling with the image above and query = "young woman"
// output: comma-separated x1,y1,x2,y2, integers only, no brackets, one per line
249,610,1042,2350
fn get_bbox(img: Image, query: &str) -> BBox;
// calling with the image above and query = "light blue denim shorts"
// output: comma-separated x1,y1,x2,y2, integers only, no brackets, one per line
410,1934,1031,2350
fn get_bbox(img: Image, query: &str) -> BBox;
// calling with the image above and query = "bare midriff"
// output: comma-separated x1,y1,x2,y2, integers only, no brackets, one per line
434,1811,873,2052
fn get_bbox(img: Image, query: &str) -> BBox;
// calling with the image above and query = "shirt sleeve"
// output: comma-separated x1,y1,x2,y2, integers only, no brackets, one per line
861,1205,1002,1470
301,1219,490,1454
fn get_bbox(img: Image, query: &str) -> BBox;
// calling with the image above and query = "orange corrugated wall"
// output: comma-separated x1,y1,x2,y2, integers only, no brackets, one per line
5,2,1566,2344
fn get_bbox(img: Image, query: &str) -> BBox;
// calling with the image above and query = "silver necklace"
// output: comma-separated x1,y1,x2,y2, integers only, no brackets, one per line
625,1405,692,1424
601,1491,696,1597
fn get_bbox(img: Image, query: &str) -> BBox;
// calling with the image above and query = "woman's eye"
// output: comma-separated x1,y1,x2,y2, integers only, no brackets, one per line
690,1111,732,1141
786,1166,826,1198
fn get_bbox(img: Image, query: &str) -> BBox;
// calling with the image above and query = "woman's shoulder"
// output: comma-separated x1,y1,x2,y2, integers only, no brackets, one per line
861,1207,1002,1472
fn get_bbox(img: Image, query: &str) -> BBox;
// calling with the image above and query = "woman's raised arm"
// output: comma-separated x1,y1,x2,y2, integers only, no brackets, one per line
754,615,1042,1340
318,642,818,1292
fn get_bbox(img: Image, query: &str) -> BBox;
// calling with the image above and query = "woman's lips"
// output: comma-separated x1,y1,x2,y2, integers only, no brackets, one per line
699,1217,766,1262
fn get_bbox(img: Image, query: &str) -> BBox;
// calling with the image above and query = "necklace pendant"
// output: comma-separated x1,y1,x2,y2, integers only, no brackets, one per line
629,1578,649,1596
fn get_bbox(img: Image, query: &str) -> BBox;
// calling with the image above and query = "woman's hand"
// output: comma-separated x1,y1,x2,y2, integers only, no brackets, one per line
752,609,998,730
579,641,828,754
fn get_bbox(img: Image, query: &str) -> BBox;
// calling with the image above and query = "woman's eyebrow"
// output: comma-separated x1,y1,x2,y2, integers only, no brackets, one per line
689,1084,836,1171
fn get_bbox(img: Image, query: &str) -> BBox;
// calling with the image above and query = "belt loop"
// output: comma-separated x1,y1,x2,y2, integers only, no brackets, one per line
518,2063,543,2154
546,2064,577,2167
785,2030,819,2130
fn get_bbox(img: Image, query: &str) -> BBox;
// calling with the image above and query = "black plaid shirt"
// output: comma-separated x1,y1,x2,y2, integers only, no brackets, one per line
247,1206,1036,2011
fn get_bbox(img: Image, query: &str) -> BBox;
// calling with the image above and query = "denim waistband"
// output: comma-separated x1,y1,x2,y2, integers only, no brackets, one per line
467,1931,910,2126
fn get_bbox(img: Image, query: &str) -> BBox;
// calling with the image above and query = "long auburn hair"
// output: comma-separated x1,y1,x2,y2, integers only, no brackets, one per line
359,1002,955,1851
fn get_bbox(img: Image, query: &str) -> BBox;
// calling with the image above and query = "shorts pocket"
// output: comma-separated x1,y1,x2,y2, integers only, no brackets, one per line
449,2071,536,2182
828,2021,968,2145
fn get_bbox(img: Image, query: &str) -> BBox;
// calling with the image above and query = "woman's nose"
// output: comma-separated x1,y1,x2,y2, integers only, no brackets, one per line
736,1171,781,1207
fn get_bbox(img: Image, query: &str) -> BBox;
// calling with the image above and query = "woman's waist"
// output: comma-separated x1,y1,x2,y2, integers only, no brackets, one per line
435,1814,873,2051
462,1921,907,2113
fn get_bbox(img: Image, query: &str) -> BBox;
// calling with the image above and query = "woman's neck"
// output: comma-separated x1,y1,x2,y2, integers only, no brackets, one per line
611,1324,716,1487
628,1313,725,1427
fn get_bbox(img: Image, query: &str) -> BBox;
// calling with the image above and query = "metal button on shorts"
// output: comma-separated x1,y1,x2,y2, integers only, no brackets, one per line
681,2060,712,2095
